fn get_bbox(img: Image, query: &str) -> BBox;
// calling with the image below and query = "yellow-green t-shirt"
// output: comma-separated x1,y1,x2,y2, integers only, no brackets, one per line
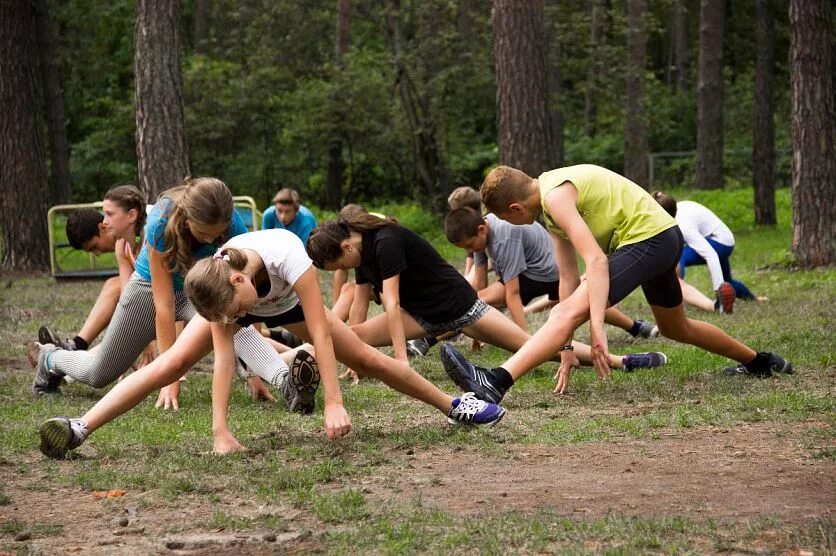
538,164,676,254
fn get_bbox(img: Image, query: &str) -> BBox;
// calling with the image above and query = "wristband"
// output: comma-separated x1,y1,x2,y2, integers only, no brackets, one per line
560,344,574,351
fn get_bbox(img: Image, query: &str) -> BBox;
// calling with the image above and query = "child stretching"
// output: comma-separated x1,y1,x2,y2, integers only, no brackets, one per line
37,229,506,459
442,164,792,403
444,207,659,338
28,178,278,408
305,214,667,378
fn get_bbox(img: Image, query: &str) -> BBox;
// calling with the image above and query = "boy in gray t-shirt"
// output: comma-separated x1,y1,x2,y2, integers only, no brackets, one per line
445,208,658,338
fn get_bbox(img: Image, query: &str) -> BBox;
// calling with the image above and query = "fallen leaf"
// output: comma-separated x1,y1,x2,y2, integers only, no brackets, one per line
92,490,128,499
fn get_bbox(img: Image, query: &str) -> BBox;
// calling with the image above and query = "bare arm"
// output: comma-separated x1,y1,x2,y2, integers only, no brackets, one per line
293,267,351,439
210,321,245,453
148,247,177,353
114,239,134,288
381,274,408,361
331,269,348,305
503,276,527,332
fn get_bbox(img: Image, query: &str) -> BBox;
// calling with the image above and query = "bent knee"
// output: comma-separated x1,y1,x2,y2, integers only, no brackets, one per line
657,322,689,342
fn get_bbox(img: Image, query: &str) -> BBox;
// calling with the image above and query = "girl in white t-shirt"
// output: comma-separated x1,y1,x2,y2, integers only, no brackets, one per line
38,230,506,459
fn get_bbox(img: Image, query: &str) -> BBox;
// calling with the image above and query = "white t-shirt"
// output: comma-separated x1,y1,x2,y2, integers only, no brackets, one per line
222,229,312,317
676,201,735,291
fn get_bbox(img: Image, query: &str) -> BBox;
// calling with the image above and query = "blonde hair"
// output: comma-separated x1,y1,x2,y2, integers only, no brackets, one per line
160,177,234,277
480,166,534,214
447,186,481,211
272,188,301,208
184,247,249,322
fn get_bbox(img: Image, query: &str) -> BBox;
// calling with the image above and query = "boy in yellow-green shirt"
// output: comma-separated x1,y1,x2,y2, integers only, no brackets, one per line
442,164,792,402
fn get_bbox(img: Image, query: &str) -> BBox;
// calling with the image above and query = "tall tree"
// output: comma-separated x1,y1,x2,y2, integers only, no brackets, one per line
325,0,350,210
584,0,606,138
753,0,776,225
383,0,450,210
0,0,51,271
493,0,557,176
695,0,725,189
672,0,690,92
35,0,72,203
789,0,835,266
193,0,209,54
624,0,648,185
135,0,189,200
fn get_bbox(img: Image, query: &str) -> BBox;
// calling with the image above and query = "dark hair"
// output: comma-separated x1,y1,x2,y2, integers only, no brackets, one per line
306,212,397,269
105,184,147,237
66,210,104,250
651,191,678,217
444,207,484,244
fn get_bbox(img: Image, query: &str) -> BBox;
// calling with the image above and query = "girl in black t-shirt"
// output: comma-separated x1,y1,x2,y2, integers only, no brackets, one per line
307,214,664,374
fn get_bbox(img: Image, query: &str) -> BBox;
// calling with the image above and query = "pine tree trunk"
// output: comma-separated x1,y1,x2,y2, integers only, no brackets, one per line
34,0,72,204
584,0,605,138
135,0,190,200
0,0,51,271
493,0,557,176
325,0,350,210
695,0,724,189
753,0,776,226
624,0,648,185
193,0,209,54
673,0,689,93
790,0,835,266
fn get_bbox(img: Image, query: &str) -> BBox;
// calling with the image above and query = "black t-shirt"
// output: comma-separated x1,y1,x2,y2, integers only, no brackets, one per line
356,224,477,324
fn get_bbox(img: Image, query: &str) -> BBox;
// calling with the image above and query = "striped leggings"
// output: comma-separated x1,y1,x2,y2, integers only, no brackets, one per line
51,275,289,389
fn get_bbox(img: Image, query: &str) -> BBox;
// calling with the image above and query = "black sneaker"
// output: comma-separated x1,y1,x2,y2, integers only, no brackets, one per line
27,342,63,396
281,349,320,414
406,338,431,358
39,417,85,459
632,320,660,339
38,326,77,351
440,343,505,404
723,352,793,377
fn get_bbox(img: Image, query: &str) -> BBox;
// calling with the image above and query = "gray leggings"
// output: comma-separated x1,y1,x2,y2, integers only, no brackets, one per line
51,275,289,389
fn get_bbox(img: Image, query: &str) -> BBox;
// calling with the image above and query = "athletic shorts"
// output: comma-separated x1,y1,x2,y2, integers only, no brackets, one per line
410,298,490,337
236,303,306,329
608,226,684,308
500,274,559,305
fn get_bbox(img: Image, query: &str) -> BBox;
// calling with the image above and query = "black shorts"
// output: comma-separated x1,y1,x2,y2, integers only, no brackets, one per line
608,226,684,308
236,303,306,329
505,274,558,305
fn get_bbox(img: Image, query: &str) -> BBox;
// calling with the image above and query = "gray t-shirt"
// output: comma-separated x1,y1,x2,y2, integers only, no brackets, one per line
473,214,557,283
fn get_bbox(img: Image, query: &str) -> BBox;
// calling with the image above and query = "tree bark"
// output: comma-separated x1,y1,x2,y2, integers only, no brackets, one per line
789,0,835,266
493,0,558,177
325,0,350,210
584,0,605,138
193,0,209,54
0,0,51,271
673,0,690,93
695,0,724,189
383,0,449,211
34,0,72,203
135,0,190,200
624,0,648,185
753,0,776,225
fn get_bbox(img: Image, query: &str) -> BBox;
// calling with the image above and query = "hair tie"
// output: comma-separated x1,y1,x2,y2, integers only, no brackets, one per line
213,250,230,262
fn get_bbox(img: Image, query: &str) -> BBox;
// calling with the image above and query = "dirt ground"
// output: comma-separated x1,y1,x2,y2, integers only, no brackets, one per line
2,422,833,554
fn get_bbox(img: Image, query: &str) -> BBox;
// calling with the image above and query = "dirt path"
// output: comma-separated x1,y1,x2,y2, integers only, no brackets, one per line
355,422,835,520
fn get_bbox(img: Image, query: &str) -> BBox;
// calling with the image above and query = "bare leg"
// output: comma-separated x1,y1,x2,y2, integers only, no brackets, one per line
650,303,756,362
679,278,716,312
523,296,556,314
603,307,635,332
331,282,355,322
76,276,121,344
285,314,453,413
477,282,507,308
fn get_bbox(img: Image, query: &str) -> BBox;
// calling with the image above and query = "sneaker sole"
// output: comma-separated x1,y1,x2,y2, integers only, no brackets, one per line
289,350,320,414
719,283,735,314
39,418,72,459
38,326,59,346
440,344,473,392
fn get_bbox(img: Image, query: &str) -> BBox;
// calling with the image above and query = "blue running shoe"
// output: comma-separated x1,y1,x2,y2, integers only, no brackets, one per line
440,343,505,404
622,352,668,372
27,342,63,396
447,392,506,427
